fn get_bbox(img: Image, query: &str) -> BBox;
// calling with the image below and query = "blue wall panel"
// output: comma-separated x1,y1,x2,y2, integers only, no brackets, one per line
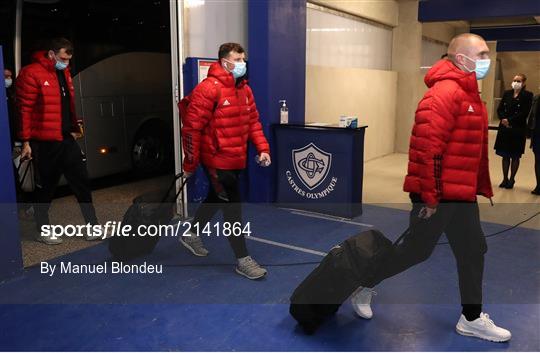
419,0,540,22
471,25,540,41
496,40,540,52
0,46,23,280
247,0,306,203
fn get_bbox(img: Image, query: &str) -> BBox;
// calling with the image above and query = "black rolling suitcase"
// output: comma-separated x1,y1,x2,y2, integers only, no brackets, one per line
289,229,408,334
108,173,186,261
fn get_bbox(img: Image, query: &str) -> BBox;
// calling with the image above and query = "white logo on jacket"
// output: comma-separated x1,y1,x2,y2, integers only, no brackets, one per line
43,81,50,86
223,99,231,106
468,105,475,113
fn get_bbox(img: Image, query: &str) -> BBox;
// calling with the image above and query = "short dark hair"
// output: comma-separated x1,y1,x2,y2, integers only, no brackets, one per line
218,43,245,59
48,37,74,55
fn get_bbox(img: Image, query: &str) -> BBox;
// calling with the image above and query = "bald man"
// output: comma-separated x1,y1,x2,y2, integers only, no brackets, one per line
350,34,511,342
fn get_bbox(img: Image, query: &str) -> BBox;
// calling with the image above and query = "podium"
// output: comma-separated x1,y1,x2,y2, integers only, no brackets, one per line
274,124,367,218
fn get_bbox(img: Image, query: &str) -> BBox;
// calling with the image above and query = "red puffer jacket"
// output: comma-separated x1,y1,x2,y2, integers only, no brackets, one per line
16,51,80,142
182,62,270,172
403,59,493,206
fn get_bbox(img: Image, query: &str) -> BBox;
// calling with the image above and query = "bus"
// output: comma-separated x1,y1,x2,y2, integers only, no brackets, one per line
1,0,174,178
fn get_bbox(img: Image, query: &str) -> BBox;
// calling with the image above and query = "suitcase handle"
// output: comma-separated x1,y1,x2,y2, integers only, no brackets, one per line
161,172,188,203
392,216,424,246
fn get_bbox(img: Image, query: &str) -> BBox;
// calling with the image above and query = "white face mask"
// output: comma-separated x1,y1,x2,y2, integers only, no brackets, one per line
511,81,522,90
5,78,12,88
459,54,491,80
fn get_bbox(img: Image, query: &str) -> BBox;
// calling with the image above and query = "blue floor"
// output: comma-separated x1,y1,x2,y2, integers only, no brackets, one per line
0,204,538,351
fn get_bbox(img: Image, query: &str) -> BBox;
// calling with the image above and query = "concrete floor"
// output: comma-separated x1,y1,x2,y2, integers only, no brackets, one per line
363,130,540,229
20,175,171,267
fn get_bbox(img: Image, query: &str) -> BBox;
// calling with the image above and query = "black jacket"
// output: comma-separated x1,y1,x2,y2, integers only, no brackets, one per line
494,89,533,155
6,85,17,145
528,95,540,150
497,89,533,129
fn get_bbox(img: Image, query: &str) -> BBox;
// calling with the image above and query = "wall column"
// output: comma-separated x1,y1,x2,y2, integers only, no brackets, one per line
393,0,423,153
247,0,306,202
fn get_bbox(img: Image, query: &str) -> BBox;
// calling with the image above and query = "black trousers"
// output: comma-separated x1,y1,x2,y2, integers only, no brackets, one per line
192,168,248,259
32,137,97,230
534,150,540,189
368,195,487,317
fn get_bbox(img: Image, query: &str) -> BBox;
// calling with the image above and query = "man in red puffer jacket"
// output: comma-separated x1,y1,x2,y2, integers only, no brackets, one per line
17,38,99,245
180,43,271,280
350,34,511,342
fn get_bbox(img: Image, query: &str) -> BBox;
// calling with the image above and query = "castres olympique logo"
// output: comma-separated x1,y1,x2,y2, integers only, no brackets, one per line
286,143,338,199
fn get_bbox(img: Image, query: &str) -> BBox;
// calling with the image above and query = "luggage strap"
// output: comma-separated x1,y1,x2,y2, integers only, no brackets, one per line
162,172,188,203
15,158,33,188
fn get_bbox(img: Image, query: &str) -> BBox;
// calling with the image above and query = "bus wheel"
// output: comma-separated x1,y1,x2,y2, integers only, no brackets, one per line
131,127,167,176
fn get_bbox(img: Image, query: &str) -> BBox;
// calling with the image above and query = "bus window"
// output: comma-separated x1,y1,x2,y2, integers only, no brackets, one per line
20,0,174,178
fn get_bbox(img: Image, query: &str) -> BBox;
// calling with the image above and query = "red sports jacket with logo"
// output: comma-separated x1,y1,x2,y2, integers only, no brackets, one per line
181,62,270,173
17,51,81,142
403,59,493,206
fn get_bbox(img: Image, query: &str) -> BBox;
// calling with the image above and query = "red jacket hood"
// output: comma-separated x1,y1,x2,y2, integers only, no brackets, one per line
32,50,56,72
207,61,247,88
32,50,70,72
424,59,478,93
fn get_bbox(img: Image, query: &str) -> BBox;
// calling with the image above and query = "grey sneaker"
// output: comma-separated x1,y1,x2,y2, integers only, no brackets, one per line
236,256,267,280
84,232,102,241
179,233,209,257
36,233,63,245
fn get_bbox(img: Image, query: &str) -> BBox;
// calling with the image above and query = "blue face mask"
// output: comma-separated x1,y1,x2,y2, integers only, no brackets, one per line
55,57,68,71
5,78,12,88
461,54,490,80
224,59,247,79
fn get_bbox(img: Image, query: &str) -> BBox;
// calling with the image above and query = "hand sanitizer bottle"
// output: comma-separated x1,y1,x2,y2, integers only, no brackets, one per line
279,100,289,124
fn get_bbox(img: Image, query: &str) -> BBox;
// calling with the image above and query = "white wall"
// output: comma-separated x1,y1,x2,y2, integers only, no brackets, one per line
305,4,397,161
184,0,247,58
306,66,398,161
309,0,399,27
307,6,393,70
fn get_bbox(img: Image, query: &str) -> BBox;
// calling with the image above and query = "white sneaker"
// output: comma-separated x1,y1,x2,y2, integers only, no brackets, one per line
351,287,376,319
456,313,511,342
36,234,63,245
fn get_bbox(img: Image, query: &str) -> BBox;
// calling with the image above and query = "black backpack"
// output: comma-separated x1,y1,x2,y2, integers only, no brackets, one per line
289,229,409,334
108,173,186,261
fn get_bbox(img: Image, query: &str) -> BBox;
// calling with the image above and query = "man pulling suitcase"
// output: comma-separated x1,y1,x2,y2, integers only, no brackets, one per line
291,33,511,343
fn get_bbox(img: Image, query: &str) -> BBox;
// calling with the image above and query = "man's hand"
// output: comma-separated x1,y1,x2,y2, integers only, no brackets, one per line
183,171,194,179
21,142,32,161
419,206,437,219
258,153,271,167
501,119,510,127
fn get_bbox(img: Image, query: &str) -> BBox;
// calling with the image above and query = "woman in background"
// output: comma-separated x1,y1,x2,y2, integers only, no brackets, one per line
494,74,533,189
528,94,540,195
